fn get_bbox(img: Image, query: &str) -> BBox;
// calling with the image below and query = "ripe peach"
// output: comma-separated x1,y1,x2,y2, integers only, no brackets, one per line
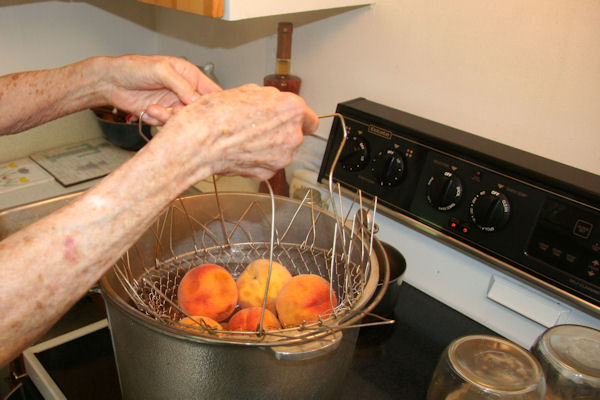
228,307,281,333
275,274,338,327
178,316,223,334
177,264,238,322
236,259,292,314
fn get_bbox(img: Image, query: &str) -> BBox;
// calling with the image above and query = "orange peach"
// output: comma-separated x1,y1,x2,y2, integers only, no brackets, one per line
275,274,338,327
236,259,292,314
178,316,223,334
177,264,238,322
228,307,281,332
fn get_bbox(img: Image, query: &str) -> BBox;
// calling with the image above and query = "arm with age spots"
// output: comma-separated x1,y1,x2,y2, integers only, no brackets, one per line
0,54,221,135
0,84,318,367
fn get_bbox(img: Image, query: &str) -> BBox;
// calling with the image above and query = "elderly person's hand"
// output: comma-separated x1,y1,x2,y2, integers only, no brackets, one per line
149,84,318,186
101,55,222,125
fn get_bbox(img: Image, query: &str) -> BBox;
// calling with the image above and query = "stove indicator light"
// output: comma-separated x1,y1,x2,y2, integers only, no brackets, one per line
449,218,459,229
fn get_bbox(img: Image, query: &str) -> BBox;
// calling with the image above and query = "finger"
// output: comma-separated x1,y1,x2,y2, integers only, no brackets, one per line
196,75,222,94
140,111,161,126
282,93,318,135
143,105,178,125
159,64,202,105
302,108,319,135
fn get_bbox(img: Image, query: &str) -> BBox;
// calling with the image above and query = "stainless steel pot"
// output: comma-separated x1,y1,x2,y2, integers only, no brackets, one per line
99,193,387,400
103,294,360,399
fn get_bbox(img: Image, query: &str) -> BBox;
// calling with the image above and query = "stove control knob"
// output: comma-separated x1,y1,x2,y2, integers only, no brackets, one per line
371,149,405,187
469,190,511,231
340,135,370,172
426,171,463,211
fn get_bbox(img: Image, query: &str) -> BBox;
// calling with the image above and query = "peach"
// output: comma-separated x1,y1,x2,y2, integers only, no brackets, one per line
177,264,238,322
228,307,281,333
275,274,338,327
236,259,292,314
178,316,223,334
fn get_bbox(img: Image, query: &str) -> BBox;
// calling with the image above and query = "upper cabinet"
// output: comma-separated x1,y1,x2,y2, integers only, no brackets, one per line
137,0,373,20
137,1,223,18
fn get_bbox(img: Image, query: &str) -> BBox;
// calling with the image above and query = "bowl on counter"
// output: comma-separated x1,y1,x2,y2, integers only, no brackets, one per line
92,106,152,151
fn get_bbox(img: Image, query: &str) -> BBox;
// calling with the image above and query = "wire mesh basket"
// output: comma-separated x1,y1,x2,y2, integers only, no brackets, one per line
101,114,388,348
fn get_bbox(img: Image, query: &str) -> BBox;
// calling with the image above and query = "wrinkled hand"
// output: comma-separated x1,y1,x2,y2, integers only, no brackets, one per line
103,55,221,125
149,84,319,185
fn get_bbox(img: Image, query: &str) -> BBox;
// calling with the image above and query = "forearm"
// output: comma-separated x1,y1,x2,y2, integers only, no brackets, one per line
0,138,202,366
0,57,108,135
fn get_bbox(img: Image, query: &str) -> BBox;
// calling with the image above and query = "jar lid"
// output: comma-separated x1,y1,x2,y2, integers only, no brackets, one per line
449,335,543,393
540,324,600,379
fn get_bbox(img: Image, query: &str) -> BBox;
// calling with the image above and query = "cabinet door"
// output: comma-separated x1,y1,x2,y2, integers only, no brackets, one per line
137,0,224,18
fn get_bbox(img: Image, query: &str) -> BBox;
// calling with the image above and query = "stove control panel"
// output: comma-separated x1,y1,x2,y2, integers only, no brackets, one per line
319,98,600,314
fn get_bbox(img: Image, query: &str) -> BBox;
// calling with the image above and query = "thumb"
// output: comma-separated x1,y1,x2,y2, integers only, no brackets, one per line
159,66,200,105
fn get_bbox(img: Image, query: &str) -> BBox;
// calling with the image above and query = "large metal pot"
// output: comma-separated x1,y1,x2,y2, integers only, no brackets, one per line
99,193,386,400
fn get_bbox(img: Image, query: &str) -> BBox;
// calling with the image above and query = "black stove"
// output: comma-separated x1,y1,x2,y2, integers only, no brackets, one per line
5,284,493,400
318,98,600,316
340,283,494,399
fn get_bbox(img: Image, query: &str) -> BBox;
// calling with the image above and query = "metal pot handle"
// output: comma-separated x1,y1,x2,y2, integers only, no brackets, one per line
261,330,343,361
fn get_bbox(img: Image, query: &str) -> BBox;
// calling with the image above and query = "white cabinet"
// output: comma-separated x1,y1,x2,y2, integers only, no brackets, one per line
137,0,373,20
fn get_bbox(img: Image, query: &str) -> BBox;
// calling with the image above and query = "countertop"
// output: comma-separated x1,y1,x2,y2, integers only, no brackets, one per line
0,136,260,212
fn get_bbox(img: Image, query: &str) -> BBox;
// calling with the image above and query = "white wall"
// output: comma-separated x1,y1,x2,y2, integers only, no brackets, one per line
1,0,599,176
153,0,600,176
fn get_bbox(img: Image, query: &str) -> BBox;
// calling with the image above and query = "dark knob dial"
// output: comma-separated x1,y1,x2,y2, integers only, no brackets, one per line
340,135,370,172
426,171,463,211
371,149,405,187
470,190,511,231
